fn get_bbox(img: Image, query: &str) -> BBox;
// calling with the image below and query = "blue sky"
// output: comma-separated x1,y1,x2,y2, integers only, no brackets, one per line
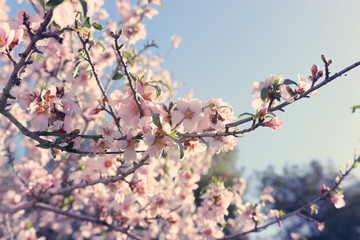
140,0,360,174
7,0,360,174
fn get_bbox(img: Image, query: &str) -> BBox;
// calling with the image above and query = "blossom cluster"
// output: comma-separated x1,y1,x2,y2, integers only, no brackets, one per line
0,1,349,240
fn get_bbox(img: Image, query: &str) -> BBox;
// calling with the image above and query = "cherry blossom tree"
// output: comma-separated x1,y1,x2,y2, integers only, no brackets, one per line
0,1,359,239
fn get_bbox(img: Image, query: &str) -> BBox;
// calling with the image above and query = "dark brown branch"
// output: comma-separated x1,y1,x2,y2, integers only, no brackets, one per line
0,8,54,112
114,36,145,117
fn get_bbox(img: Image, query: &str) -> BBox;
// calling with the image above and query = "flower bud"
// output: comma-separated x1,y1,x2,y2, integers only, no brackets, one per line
311,65,319,78
317,70,324,78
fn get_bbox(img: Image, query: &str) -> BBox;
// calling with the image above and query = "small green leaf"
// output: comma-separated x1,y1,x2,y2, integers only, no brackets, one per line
353,161,358,169
79,0,88,17
51,21,61,30
310,204,315,215
112,71,124,80
261,88,271,101
152,85,161,99
96,41,106,52
163,164,169,175
237,112,255,119
219,105,233,112
51,148,56,158
273,92,281,101
202,103,216,111
128,59,134,67
82,17,91,28
169,130,178,139
279,210,286,217
92,22,103,31
74,28,87,34
25,221,33,229
221,221,227,230
351,105,360,113
174,139,185,159
45,0,64,8
152,113,162,129
54,137,63,146
78,161,85,170
35,144,51,149
157,80,173,95
129,73,137,81
72,61,81,78
283,79,298,86
64,197,69,205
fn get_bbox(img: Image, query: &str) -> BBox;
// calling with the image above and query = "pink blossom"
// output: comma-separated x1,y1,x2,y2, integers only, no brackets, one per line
171,34,182,48
52,1,77,28
251,75,284,110
317,222,325,231
265,117,283,131
0,22,15,51
330,193,346,209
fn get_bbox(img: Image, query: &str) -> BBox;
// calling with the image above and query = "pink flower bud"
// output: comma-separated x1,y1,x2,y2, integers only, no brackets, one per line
320,184,329,194
259,108,267,118
317,222,325,231
311,64,319,78
317,70,324,78
10,28,24,48
265,117,283,130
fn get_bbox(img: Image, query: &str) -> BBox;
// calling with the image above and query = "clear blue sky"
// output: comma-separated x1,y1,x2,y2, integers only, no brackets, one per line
8,0,360,174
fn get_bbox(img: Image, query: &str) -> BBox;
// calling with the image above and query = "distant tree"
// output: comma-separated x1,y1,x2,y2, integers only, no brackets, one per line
259,161,360,240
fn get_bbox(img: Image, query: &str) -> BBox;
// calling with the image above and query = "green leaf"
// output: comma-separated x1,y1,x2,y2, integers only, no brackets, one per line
202,103,216,111
51,148,56,158
221,221,227,230
96,41,106,52
219,105,233,112
54,137,63,146
92,22,103,31
79,0,88,17
83,17,91,28
74,28,87,33
283,79,298,86
279,210,286,217
152,85,161,99
33,53,44,61
152,112,162,129
273,92,281,101
237,112,255,119
157,80,173,95
169,130,178,139
310,204,315,215
128,59,134,67
174,139,185,159
351,105,360,113
261,88,270,101
354,161,359,169
129,72,137,81
51,21,61,30
25,221,33,229
163,164,169,175
72,61,81,78
64,197,69,205
45,0,64,8
112,71,124,80
35,144,51,149
78,161,85,170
